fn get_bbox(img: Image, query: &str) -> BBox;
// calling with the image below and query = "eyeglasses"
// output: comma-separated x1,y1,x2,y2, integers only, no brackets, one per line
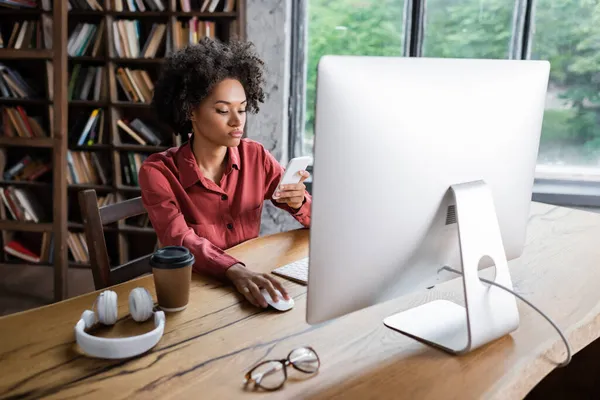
244,346,320,391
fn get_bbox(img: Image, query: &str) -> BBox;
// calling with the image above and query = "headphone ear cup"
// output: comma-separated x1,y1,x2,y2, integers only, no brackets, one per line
81,310,97,329
96,290,118,325
129,287,154,322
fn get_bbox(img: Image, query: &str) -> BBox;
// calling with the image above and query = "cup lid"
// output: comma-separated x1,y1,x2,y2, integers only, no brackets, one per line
150,246,195,269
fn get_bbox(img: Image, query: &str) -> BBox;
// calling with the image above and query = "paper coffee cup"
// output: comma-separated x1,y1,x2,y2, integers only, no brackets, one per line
150,246,195,312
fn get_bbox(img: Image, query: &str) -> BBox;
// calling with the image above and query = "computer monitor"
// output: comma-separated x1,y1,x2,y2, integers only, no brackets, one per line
306,55,550,354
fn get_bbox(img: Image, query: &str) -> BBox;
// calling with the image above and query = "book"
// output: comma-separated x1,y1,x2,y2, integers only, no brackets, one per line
4,240,40,263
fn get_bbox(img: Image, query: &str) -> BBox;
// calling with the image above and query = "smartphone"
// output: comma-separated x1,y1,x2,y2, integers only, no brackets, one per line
276,156,312,191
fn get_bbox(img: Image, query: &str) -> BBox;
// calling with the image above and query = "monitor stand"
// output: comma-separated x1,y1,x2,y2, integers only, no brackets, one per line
383,180,520,354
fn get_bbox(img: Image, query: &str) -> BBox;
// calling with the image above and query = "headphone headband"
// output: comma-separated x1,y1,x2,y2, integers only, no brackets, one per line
75,288,166,359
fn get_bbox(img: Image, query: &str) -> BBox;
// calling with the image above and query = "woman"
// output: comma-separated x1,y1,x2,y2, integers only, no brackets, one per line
139,38,311,309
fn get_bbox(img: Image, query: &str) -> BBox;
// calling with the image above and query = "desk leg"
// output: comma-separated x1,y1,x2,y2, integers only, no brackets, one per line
384,180,520,354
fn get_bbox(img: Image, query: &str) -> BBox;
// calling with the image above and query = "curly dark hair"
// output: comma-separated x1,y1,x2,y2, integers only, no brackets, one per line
152,37,266,135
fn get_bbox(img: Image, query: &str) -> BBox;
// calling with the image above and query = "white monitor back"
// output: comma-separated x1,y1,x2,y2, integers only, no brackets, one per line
306,56,550,325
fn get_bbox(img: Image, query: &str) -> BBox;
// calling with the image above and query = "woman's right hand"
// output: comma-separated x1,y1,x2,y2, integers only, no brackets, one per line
225,263,290,308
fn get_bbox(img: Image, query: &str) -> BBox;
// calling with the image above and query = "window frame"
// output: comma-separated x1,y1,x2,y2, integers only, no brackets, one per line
289,0,600,207
287,0,308,165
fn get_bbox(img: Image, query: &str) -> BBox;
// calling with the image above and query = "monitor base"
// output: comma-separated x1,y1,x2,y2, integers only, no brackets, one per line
383,180,520,354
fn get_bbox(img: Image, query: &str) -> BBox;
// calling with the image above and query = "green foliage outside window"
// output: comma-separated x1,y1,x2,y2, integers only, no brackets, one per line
305,0,600,165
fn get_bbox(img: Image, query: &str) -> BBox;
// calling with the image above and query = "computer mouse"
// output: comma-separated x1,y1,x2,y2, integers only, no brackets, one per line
261,289,294,311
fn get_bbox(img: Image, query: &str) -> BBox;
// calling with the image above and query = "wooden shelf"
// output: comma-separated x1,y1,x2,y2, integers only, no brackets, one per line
69,221,117,232
110,101,152,108
70,10,156,17
66,10,104,16
0,9,45,16
109,11,167,17
0,220,53,232
172,12,237,17
110,57,165,65
68,144,165,151
0,98,51,105
120,225,155,234
0,180,51,188
68,56,104,62
69,100,108,107
68,183,114,191
68,261,91,269
67,221,84,229
0,49,52,60
117,185,141,193
114,144,168,152
0,262,53,269
0,137,54,147
67,11,237,17
69,144,112,150
0,0,245,302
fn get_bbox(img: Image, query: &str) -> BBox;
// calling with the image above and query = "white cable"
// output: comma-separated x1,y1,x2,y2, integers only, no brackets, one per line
439,266,572,367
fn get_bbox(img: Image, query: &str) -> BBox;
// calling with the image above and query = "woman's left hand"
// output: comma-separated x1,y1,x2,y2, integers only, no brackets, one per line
273,170,310,209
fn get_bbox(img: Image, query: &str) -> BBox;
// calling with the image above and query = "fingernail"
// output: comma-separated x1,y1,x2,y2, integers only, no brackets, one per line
275,191,280,196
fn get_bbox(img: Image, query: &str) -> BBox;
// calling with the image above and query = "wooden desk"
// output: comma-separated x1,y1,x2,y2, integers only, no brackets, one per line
2,202,600,399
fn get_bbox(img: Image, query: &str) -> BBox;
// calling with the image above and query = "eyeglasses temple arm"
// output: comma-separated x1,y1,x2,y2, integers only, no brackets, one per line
245,362,285,384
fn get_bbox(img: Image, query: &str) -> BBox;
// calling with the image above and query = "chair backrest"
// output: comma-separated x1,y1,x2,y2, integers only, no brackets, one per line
79,189,153,290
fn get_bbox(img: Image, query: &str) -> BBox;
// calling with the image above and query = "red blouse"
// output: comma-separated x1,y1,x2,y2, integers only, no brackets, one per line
138,138,311,279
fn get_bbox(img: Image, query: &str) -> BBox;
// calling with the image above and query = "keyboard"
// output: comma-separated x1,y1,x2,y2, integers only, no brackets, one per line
272,257,309,285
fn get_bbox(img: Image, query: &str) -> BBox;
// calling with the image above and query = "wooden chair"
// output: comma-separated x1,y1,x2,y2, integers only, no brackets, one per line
79,189,153,290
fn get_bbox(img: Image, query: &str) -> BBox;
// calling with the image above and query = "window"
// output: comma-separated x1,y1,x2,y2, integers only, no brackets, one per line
531,0,600,179
293,0,600,204
302,0,406,156
422,0,516,59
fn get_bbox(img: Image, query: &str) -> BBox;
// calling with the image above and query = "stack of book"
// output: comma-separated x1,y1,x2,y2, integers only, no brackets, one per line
0,186,45,222
71,108,105,146
0,0,38,9
121,152,147,186
117,117,162,146
0,64,38,99
4,184,118,265
4,238,43,263
97,192,115,207
67,0,103,10
3,155,51,181
171,18,216,49
115,67,153,103
112,21,167,59
1,16,52,50
1,107,48,138
3,230,54,265
108,0,165,11
66,151,109,185
67,21,105,57
68,65,106,101
176,0,235,12
67,231,89,263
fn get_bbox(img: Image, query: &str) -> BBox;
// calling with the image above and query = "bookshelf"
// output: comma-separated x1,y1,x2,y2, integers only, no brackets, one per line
0,0,246,302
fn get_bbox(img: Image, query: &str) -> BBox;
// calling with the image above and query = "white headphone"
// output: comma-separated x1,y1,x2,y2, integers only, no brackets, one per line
75,287,166,359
